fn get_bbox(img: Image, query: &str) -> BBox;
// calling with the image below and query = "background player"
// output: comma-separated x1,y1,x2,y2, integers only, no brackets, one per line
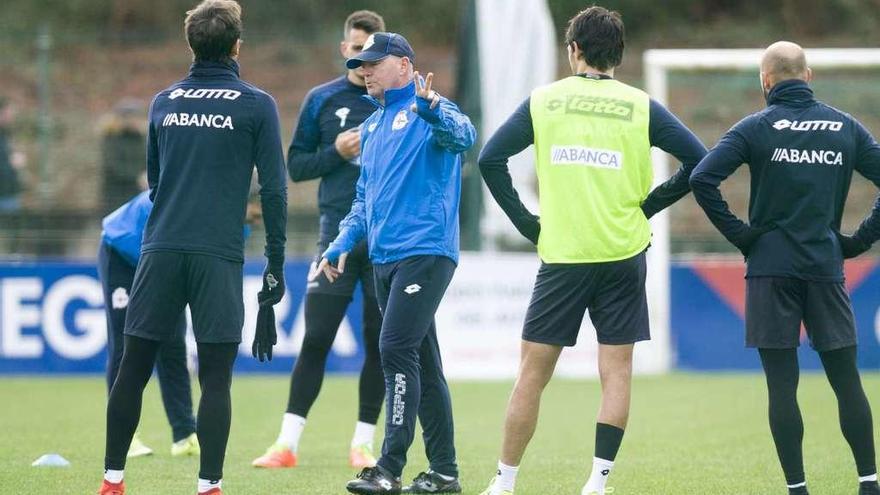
252,9,386,471
690,41,880,495
99,186,199,459
476,6,707,495
98,1,288,494
315,31,476,494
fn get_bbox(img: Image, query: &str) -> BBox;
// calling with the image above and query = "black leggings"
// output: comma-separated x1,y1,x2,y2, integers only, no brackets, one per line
286,293,384,424
195,342,238,481
104,336,238,481
759,346,876,486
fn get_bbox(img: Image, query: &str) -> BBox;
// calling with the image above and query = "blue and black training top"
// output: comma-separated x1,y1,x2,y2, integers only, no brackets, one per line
287,75,373,243
143,59,288,264
690,79,880,281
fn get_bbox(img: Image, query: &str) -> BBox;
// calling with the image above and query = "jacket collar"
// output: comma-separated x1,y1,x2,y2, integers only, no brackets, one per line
188,59,240,78
365,79,416,108
766,79,815,107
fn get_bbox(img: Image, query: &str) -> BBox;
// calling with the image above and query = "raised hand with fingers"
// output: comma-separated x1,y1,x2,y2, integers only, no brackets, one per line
411,71,441,117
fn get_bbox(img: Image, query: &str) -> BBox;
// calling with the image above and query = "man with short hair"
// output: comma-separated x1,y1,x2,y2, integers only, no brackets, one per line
97,1,288,494
314,31,476,495
252,9,387,471
690,41,880,495
476,6,707,495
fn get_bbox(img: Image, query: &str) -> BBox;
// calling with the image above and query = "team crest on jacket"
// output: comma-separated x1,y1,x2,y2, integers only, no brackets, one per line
392,110,409,131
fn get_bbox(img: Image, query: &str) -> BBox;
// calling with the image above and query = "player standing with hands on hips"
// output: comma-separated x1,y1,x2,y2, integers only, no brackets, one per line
476,6,708,495
313,31,476,495
690,41,880,495
97,1,288,494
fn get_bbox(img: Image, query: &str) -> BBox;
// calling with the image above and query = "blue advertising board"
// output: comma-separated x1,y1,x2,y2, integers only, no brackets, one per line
0,260,368,374
671,259,880,370
1,258,878,373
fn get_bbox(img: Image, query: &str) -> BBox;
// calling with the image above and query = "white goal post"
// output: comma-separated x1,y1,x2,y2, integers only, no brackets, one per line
641,48,880,373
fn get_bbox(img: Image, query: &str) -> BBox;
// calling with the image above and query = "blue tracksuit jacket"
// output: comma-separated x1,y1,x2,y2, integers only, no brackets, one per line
330,79,476,264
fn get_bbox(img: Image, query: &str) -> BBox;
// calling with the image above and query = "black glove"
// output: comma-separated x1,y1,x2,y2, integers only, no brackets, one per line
732,224,775,257
836,231,871,259
252,304,276,362
258,260,285,306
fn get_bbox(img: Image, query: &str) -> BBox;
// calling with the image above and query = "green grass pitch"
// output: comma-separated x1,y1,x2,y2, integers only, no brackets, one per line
1,373,878,494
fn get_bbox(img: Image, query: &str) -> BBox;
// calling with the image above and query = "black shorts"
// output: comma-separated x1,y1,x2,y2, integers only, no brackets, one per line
745,277,856,352
522,251,649,347
125,251,244,344
307,239,375,300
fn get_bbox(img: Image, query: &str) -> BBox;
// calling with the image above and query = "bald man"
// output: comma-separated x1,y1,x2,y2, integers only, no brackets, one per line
690,41,880,495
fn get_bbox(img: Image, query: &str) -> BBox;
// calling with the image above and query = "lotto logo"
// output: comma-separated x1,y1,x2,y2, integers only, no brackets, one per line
546,95,634,121
169,88,241,100
404,284,421,294
772,119,842,131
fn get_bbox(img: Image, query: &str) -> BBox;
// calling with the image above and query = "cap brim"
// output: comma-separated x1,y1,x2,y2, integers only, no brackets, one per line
346,51,389,69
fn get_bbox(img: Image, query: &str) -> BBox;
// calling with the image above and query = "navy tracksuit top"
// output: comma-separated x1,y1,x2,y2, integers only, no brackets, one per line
287,75,373,242
691,80,880,281
143,59,287,264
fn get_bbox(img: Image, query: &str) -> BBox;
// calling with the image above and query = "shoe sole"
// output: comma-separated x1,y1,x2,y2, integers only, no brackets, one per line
347,486,401,495
402,488,462,494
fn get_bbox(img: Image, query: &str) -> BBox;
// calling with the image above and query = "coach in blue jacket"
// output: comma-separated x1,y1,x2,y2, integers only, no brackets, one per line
314,32,476,495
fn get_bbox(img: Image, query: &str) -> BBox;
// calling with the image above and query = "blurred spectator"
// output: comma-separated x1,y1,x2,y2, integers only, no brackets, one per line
0,97,24,212
99,98,146,214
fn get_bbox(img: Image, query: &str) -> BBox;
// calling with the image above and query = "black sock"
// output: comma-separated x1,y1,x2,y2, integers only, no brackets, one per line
819,346,877,478
759,348,805,487
196,342,238,481
104,335,160,470
358,296,384,424
286,293,350,417
595,423,625,461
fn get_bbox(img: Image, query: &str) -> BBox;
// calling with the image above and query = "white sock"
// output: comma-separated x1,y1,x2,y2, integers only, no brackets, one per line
496,461,519,492
277,413,306,452
860,474,879,483
351,421,376,448
584,457,614,493
198,478,221,493
104,469,124,484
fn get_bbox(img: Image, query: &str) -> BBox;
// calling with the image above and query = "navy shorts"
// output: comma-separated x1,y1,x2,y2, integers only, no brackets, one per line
522,251,650,347
124,251,244,344
307,239,376,300
745,277,856,351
